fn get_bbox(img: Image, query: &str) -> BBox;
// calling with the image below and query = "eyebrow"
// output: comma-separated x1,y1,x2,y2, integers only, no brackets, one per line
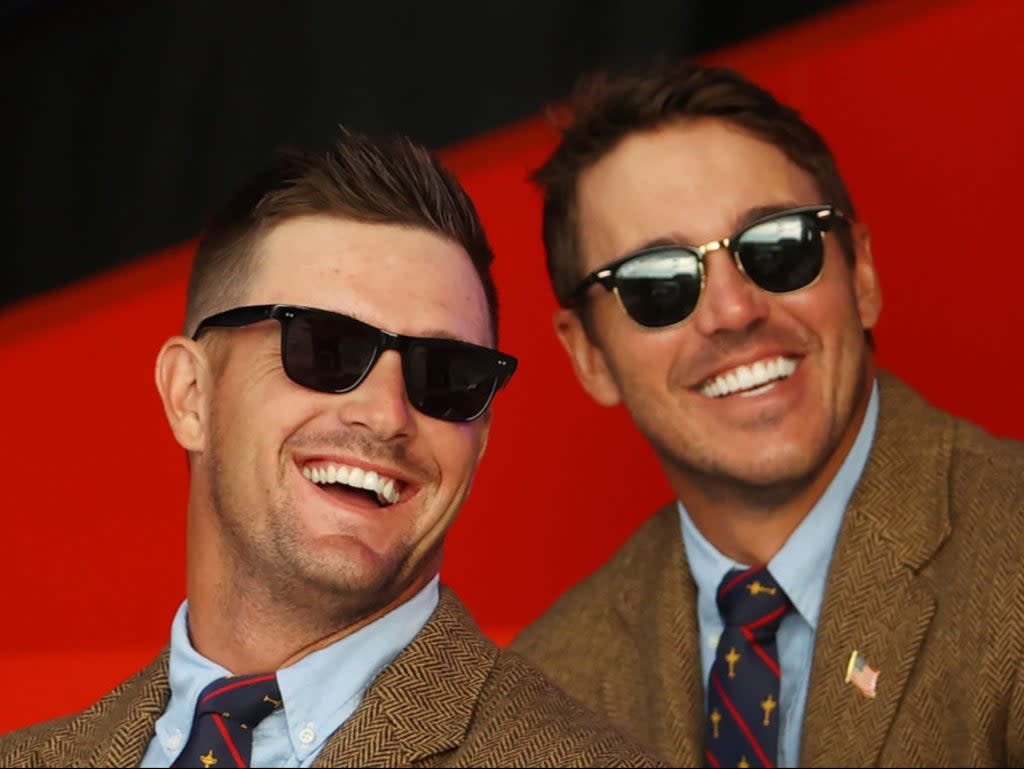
623,201,805,256
418,328,483,344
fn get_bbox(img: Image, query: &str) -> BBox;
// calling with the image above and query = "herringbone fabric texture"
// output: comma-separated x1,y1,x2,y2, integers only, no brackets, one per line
0,588,669,767
705,566,789,768
173,673,281,768
509,371,1024,767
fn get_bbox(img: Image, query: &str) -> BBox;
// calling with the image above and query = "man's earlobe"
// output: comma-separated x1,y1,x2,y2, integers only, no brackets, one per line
552,308,622,407
155,337,210,452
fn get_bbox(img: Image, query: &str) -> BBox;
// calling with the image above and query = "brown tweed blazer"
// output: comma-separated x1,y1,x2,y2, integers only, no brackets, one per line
510,371,1024,767
0,587,669,768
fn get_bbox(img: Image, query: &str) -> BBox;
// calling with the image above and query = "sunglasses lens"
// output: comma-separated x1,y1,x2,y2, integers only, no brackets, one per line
736,211,825,293
615,249,702,327
281,310,378,392
273,306,511,421
403,340,501,422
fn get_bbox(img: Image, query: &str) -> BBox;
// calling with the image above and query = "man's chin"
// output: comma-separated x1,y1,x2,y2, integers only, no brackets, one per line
665,442,828,505
281,543,403,605
719,443,837,501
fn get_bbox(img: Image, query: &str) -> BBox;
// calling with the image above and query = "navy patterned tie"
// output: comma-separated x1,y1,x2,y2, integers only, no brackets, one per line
173,673,282,768
705,566,791,768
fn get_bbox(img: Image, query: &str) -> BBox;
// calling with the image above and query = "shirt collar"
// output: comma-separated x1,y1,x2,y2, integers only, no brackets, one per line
275,576,439,757
156,575,439,761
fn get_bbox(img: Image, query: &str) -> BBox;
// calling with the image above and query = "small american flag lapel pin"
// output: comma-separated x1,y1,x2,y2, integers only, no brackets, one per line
845,650,879,698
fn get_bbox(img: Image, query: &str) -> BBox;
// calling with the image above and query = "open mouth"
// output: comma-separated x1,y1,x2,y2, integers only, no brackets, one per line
301,463,401,507
700,356,798,398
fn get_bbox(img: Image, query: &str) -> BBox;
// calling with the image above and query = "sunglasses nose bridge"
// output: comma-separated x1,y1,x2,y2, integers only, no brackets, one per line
694,236,730,258
691,240,771,335
376,328,402,354
331,329,416,436
370,329,409,385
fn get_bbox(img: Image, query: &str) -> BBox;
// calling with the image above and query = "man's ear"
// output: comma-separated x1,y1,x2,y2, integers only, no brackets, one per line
849,221,882,330
155,336,212,452
552,308,622,407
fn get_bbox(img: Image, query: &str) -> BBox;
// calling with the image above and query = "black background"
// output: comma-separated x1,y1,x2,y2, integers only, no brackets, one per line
2,0,850,308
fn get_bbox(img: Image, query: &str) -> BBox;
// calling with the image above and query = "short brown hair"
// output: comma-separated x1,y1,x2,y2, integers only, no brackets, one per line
534,58,856,307
185,126,500,341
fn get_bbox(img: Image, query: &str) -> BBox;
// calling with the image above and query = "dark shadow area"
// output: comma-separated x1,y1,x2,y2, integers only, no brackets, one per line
2,0,852,307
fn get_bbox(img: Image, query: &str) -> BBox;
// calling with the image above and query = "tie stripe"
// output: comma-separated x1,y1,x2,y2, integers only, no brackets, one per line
718,566,758,596
210,713,245,766
709,668,773,767
740,607,788,677
743,634,782,677
200,673,276,703
172,672,281,768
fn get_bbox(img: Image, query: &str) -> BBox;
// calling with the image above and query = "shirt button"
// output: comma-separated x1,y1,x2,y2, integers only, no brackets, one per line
166,731,182,751
708,634,720,649
299,723,316,745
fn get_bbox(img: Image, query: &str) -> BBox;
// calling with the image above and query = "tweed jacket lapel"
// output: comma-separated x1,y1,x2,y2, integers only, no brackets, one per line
34,589,493,768
800,372,950,766
41,649,170,768
36,590,494,768
597,503,706,767
312,586,498,767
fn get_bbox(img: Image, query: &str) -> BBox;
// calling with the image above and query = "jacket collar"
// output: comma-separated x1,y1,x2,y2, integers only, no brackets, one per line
603,502,706,766
48,588,495,768
800,370,950,765
313,586,497,767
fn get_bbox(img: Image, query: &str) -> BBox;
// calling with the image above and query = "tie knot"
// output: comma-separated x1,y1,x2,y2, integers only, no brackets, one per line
195,673,282,727
716,566,790,634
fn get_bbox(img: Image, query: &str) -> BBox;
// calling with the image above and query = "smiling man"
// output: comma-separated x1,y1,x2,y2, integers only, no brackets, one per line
0,128,667,768
509,60,1024,767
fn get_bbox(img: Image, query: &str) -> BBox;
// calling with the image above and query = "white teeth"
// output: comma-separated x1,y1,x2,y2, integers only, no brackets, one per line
378,479,396,506
700,356,798,398
301,463,401,505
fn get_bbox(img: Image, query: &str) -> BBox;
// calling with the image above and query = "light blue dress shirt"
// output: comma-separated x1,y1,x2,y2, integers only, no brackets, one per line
140,575,439,768
679,380,878,768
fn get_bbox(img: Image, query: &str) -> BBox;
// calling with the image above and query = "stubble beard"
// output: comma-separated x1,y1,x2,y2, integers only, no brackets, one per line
639,365,869,512
206,439,412,630
265,497,413,620
649,419,835,511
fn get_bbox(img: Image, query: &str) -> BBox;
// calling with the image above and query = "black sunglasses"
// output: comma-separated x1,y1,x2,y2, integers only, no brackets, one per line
568,204,848,328
192,304,517,422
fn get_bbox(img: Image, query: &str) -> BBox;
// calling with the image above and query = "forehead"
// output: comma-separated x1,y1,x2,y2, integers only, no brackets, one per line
248,215,491,345
576,118,822,266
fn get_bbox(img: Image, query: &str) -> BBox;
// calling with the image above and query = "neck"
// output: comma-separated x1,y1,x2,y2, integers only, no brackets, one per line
673,370,874,566
679,480,820,566
184,529,439,674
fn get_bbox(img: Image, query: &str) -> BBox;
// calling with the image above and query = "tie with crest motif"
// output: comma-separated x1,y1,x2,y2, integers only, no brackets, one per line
705,565,791,768
172,672,282,768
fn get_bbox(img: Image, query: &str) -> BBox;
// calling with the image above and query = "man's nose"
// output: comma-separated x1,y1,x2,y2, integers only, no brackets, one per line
332,350,416,440
690,247,770,337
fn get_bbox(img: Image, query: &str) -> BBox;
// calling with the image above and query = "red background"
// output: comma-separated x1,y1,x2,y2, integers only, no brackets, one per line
2,0,1022,733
